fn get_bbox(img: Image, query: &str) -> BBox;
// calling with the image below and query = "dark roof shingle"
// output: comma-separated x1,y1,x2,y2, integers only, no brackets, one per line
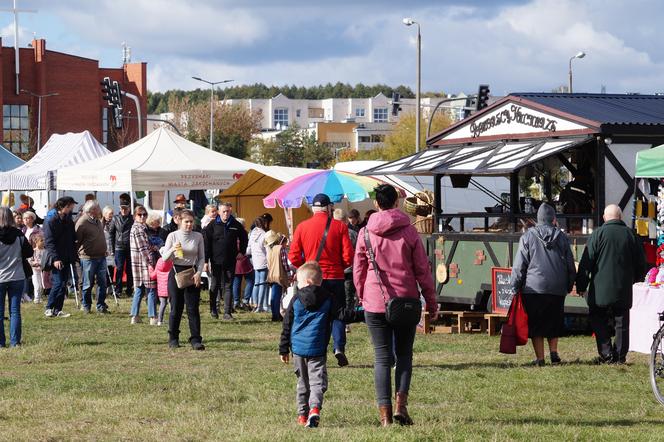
511,93,664,125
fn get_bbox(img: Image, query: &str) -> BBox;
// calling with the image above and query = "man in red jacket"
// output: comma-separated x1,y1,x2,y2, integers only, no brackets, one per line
289,193,354,366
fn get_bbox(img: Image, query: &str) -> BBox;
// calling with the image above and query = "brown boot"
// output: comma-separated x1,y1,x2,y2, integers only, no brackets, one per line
379,405,393,427
394,391,413,425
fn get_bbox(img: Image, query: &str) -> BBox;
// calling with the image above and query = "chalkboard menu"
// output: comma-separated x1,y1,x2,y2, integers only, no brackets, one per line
491,267,513,315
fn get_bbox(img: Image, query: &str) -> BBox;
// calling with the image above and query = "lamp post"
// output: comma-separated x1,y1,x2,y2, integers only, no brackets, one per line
568,51,586,93
20,89,58,151
191,76,233,150
403,17,421,153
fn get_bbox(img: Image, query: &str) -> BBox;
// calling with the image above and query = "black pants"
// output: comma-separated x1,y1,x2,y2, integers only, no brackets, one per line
210,264,234,315
344,272,357,310
365,312,417,406
168,266,202,345
589,303,629,362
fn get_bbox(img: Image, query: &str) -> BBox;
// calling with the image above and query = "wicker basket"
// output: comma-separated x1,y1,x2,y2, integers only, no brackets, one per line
414,215,433,233
405,191,433,217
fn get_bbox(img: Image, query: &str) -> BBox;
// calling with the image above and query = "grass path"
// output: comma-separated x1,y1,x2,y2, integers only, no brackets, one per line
0,296,663,441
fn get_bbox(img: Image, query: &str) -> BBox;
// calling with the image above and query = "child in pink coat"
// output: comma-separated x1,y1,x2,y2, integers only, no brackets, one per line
150,251,173,326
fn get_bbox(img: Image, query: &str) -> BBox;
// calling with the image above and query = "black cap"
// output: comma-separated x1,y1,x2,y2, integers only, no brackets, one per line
55,196,78,210
312,193,331,207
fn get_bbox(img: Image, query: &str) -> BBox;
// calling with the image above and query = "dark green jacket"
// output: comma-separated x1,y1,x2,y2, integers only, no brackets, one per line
576,219,645,308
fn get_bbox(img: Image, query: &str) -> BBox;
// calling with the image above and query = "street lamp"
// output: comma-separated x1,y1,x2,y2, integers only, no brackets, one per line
20,89,59,151
191,76,234,150
568,51,586,93
403,17,421,153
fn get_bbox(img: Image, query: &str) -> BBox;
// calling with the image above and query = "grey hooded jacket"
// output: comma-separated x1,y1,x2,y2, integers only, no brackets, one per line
510,205,576,296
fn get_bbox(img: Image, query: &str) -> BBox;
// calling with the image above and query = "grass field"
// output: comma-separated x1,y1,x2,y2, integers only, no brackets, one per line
1,294,663,441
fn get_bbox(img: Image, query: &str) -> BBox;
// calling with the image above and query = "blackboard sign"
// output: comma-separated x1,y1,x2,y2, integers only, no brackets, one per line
491,267,513,315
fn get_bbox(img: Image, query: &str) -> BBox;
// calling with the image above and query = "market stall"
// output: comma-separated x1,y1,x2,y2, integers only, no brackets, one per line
361,92,664,316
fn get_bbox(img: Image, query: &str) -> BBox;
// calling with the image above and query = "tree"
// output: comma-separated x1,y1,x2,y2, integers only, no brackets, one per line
380,111,454,160
303,132,334,169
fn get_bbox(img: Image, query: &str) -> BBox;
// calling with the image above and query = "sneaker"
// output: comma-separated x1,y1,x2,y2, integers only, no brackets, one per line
222,314,234,321
81,306,91,314
550,352,562,365
593,355,613,365
22,294,32,303
149,317,158,326
192,342,205,351
97,307,110,314
33,298,41,304
168,340,180,349
157,321,163,326
335,350,349,367
306,408,320,428
210,311,219,319
297,415,308,426
130,316,142,324
56,311,71,318
44,309,54,318
345,325,351,333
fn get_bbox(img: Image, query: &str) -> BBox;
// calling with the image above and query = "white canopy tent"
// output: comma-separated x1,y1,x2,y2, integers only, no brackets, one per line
0,130,110,191
57,127,258,192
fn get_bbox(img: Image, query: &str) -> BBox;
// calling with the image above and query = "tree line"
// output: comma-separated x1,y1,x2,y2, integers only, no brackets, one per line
148,83,435,114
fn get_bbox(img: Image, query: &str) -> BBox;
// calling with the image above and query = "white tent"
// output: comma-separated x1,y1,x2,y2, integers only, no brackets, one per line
0,130,110,190
57,127,259,192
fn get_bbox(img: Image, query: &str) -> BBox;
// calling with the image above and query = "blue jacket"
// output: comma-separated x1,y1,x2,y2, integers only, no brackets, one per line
279,285,363,357
43,211,77,264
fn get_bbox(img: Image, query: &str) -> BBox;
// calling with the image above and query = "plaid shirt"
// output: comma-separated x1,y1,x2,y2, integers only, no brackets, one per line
130,223,156,289
280,245,295,283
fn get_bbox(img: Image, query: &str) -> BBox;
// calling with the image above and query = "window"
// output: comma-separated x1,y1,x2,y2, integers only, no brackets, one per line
358,136,371,143
102,107,109,146
355,108,365,117
296,109,301,118
3,104,30,153
274,108,289,129
373,108,388,123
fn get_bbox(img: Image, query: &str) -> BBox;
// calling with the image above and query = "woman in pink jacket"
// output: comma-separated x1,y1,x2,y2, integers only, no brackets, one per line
354,184,438,427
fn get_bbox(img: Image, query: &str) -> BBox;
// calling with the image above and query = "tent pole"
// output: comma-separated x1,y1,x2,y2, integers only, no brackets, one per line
162,190,167,227
631,178,638,229
130,192,135,214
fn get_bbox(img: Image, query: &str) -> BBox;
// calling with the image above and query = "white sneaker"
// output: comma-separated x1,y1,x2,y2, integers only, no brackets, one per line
157,321,163,326
33,297,41,304
130,316,141,324
44,309,54,317
56,311,71,318
149,317,157,326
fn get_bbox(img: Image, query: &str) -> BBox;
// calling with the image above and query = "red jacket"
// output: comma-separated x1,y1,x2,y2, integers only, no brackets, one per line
289,212,353,280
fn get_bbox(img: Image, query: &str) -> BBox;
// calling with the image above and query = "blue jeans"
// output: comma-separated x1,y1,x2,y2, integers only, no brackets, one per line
0,280,23,347
130,285,156,317
80,257,108,310
47,265,71,312
232,272,254,304
252,269,268,310
114,248,133,295
322,279,346,353
270,284,283,320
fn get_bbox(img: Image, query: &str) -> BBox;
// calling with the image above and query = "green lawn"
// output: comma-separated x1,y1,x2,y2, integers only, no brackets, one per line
1,295,663,441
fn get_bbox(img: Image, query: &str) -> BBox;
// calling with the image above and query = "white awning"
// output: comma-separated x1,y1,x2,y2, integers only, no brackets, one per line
359,136,592,176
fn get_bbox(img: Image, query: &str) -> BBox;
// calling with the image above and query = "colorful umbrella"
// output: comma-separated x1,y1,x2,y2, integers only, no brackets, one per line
263,170,404,209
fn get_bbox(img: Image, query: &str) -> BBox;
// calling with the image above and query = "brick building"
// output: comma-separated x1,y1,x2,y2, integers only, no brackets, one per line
0,38,147,158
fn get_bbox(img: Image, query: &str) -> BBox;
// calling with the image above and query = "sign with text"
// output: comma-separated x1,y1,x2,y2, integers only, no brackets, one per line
441,101,592,141
491,267,513,315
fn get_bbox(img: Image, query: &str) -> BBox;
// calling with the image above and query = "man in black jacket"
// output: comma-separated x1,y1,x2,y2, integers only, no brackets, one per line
203,202,248,320
43,196,77,318
108,203,134,296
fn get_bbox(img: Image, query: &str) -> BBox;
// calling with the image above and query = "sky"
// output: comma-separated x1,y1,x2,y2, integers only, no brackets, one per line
1,0,663,95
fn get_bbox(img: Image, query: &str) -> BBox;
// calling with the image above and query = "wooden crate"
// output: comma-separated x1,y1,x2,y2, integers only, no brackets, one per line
485,313,508,336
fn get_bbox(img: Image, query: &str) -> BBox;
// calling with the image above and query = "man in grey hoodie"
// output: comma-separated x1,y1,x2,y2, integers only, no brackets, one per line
510,203,576,366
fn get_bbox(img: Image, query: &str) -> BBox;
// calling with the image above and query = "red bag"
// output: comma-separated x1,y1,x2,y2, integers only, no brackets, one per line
499,292,529,354
235,255,253,275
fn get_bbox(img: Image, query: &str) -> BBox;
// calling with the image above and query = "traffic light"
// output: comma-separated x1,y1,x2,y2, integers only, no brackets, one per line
110,81,123,110
463,96,476,119
391,92,402,116
100,77,113,106
476,84,490,110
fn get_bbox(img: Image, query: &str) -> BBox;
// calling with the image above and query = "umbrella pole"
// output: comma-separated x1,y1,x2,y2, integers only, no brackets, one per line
631,178,638,229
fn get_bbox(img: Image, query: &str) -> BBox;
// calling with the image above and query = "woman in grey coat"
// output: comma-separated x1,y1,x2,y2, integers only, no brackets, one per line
510,203,576,366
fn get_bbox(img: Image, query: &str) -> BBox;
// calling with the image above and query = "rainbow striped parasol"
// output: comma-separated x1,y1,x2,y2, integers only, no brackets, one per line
263,170,405,209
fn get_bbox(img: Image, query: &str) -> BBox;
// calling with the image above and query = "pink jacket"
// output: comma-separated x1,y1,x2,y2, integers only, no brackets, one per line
353,208,437,315
150,258,173,298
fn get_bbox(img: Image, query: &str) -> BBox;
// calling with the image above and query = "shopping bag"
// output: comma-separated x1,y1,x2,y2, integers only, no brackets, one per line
499,322,517,354
513,292,529,346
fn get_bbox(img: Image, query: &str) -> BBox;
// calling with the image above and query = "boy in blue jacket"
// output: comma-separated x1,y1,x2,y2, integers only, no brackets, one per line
279,261,362,428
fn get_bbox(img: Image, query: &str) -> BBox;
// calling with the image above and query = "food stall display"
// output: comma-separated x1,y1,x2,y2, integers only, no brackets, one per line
362,93,664,316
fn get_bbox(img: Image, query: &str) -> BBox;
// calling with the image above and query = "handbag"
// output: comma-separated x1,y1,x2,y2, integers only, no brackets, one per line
174,266,196,289
364,228,422,327
499,292,529,354
235,255,253,274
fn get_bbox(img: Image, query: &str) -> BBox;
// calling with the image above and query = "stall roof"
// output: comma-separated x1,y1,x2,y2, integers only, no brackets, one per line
0,146,24,172
510,93,664,126
359,135,591,176
635,143,664,178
